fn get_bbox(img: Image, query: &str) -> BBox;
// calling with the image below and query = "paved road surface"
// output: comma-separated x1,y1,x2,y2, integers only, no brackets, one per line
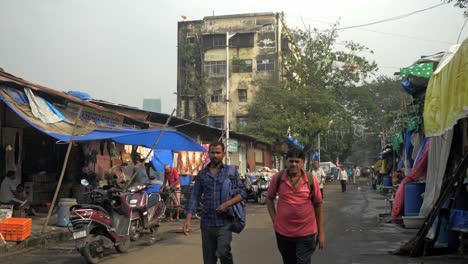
1,178,466,264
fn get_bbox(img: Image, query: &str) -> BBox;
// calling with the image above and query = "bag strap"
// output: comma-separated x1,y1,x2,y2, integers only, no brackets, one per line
276,169,286,192
307,172,315,201
275,170,315,200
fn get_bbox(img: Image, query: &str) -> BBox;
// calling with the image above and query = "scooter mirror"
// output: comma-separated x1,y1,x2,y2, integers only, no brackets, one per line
81,179,90,187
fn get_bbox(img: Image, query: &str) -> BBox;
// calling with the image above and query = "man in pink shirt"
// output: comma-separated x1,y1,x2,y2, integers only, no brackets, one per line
267,147,325,264
163,164,181,221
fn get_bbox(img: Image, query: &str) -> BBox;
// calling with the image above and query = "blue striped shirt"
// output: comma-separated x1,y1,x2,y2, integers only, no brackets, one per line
186,163,246,227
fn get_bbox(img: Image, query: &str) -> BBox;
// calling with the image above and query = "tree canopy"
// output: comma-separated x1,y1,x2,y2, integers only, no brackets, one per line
241,26,409,166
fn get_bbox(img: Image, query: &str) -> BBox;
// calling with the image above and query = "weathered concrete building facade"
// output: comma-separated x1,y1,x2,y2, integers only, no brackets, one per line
177,12,287,131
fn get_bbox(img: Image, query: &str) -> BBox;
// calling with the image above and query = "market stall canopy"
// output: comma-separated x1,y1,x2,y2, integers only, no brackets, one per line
50,129,207,152
0,77,206,152
424,38,468,137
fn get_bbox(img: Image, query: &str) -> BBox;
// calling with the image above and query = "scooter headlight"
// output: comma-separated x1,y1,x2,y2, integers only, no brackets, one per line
129,199,138,208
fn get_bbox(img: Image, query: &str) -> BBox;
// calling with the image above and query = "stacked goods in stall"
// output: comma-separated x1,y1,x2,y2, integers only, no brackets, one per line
25,171,56,206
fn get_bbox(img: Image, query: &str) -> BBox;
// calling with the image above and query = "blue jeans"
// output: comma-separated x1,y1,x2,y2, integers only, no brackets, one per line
201,224,233,264
276,232,317,264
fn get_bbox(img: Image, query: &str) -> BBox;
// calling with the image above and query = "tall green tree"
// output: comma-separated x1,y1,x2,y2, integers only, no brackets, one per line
241,26,378,159
322,76,410,166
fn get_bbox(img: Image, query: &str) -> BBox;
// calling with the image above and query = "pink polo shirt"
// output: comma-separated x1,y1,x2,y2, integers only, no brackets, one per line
267,169,322,237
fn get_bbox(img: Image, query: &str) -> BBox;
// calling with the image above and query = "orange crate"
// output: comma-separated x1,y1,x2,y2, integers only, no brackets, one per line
0,218,32,241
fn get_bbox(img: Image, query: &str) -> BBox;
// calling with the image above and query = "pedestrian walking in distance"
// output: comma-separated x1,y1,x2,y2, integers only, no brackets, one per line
266,147,325,264
338,167,348,192
183,142,246,264
311,160,326,199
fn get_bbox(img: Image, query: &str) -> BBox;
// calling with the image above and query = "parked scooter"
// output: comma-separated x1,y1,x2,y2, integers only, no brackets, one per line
69,180,131,264
243,173,258,202
257,174,270,204
127,184,166,241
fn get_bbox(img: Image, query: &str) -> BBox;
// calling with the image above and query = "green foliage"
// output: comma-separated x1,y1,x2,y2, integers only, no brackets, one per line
445,0,468,16
178,30,207,120
241,25,378,156
241,24,410,165
332,76,410,165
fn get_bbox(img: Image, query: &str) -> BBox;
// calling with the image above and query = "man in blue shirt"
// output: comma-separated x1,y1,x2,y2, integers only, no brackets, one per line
183,142,246,264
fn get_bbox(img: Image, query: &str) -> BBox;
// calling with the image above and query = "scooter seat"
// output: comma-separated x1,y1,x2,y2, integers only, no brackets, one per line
71,204,109,214
147,193,161,208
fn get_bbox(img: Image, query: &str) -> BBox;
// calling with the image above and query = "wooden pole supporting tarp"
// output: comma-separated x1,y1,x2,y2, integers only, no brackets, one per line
124,109,176,188
41,108,82,233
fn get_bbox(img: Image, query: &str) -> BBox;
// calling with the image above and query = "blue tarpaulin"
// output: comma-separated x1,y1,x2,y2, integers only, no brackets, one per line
1,90,206,152
49,129,207,152
152,149,173,172
287,136,304,150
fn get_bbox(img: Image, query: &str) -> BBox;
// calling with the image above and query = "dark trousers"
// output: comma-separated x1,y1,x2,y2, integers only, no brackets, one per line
340,180,347,192
276,232,316,264
201,224,233,264
320,188,323,199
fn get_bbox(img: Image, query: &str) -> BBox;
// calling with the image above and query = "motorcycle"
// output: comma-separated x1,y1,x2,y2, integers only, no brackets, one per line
257,174,270,205
69,180,131,264
127,184,166,242
243,173,258,202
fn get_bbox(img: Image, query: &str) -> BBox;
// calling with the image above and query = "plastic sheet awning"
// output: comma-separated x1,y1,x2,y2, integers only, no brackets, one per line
424,38,468,137
49,129,207,152
0,88,206,152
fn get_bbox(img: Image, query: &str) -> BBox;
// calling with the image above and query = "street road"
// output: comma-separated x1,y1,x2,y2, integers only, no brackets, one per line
1,178,466,264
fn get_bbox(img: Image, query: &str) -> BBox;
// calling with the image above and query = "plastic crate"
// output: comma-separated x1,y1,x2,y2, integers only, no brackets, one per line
0,218,32,241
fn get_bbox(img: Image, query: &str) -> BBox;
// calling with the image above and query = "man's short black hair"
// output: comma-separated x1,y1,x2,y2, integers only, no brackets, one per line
131,153,145,164
209,141,225,152
286,147,305,160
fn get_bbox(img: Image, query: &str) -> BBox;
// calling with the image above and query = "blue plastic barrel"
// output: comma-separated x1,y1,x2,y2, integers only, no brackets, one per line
433,216,459,249
57,198,77,227
383,176,392,187
404,182,426,216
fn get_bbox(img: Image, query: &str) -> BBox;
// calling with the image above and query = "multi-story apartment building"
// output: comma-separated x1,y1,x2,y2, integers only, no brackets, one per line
177,12,289,131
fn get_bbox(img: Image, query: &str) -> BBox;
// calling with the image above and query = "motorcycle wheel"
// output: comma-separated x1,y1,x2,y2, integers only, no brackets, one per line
129,220,141,241
258,193,267,205
82,239,101,264
115,238,130,253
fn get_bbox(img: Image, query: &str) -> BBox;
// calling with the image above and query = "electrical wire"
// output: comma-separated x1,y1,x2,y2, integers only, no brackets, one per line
301,16,453,45
332,3,446,31
457,18,468,43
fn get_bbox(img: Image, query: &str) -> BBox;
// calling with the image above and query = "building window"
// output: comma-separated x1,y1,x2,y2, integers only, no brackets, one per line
255,148,264,163
211,89,223,103
233,59,253,73
203,34,226,49
257,59,275,72
238,89,247,103
204,61,226,75
237,116,248,126
229,33,254,48
209,116,224,129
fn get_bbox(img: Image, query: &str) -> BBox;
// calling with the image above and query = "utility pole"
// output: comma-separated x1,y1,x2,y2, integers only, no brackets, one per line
225,32,234,165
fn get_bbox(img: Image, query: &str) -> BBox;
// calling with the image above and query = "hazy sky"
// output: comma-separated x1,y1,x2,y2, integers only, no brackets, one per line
0,0,466,114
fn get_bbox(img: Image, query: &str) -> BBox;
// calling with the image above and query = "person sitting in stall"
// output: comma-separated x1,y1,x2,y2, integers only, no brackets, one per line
0,170,34,216
111,163,149,188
